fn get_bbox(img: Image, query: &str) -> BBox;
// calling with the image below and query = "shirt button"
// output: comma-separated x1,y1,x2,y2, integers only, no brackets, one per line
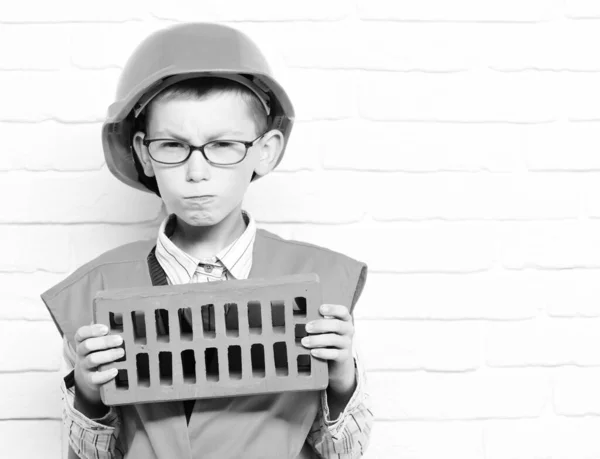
204,265,213,273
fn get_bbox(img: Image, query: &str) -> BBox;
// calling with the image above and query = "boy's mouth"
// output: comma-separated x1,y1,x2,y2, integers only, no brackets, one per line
183,195,215,204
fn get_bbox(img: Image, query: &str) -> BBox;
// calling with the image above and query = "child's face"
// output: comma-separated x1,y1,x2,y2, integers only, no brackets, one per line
133,91,282,228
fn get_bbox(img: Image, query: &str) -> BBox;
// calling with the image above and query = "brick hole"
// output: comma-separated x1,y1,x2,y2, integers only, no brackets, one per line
181,350,196,384
250,344,265,378
297,355,311,375
225,303,239,337
136,353,150,387
116,341,126,363
109,312,123,332
295,324,308,345
155,309,170,343
159,352,172,386
131,311,146,345
205,348,219,382
273,342,288,377
293,297,307,318
228,345,242,380
247,301,262,335
115,369,128,390
178,308,193,341
271,300,285,334
201,304,216,339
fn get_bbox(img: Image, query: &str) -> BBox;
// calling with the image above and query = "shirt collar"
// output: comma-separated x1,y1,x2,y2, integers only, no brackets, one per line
155,211,256,283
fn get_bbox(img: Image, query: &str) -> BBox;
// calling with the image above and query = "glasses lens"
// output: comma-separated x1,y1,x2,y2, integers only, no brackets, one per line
204,141,247,165
148,140,189,163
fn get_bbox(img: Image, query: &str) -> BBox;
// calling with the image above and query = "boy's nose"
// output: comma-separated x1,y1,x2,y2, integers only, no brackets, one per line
185,150,212,182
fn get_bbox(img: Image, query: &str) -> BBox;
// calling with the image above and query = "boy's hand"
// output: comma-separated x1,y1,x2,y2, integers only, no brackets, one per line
302,304,356,396
74,324,124,406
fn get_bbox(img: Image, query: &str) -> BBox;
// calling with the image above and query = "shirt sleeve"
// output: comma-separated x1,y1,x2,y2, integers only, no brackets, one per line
61,337,123,459
305,342,374,458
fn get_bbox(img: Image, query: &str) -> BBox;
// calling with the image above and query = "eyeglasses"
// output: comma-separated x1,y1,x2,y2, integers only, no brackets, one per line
142,132,266,165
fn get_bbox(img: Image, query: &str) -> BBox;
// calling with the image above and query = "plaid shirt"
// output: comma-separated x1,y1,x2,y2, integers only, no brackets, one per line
61,212,373,458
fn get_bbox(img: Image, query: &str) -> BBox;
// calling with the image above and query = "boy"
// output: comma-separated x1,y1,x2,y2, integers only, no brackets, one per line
41,23,372,459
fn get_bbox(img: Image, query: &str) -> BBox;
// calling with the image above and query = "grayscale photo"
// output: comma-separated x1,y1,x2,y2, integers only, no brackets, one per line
0,1,598,458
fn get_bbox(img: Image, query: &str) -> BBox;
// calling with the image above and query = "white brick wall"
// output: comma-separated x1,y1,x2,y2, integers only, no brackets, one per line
0,1,598,457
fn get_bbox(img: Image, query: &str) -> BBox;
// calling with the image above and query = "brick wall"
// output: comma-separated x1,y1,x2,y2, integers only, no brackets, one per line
1,1,599,457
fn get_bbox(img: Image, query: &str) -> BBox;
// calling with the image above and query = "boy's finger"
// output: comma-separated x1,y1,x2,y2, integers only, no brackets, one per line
88,368,119,386
306,319,353,336
320,304,351,321
77,334,123,356
83,348,126,370
74,324,109,343
301,333,347,350
310,348,341,361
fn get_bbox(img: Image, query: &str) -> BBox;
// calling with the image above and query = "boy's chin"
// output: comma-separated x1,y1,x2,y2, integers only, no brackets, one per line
178,211,219,227
174,208,232,228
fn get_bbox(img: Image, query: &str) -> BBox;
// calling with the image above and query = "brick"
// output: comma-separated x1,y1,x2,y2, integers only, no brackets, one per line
322,120,520,172
369,368,551,420
357,320,482,371
484,317,600,367
1,222,161,274
549,20,600,71
366,421,484,459
68,222,162,270
499,221,600,269
0,171,162,223
0,70,119,122
0,25,71,69
0,272,73,320
358,71,559,122
566,0,600,18
0,0,145,22
260,21,596,73
553,368,600,415
277,22,550,72
0,122,105,171
483,417,600,459
357,0,563,22
94,274,326,404
0,321,62,371
322,120,600,173
282,69,357,121
149,0,352,21
525,121,600,171
0,420,61,459
368,172,581,221
244,171,365,223
275,121,325,171
355,272,538,320
0,225,71,273
0,295,54,322
541,269,600,317
477,21,600,72
0,372,62,419
291,223,495,273
565,72,600,120
580,174,600,218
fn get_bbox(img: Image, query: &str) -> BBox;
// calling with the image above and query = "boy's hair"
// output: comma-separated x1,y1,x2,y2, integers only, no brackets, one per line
132,77,269,196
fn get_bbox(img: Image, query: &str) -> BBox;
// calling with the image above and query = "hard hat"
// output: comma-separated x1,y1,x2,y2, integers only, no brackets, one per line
101,22,294,194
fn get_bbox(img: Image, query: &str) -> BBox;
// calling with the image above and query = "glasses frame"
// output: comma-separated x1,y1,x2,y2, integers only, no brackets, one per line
142,132,267,166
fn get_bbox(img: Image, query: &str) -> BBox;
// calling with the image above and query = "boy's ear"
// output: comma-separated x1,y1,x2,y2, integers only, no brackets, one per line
254,129,285,177
132,131,155,177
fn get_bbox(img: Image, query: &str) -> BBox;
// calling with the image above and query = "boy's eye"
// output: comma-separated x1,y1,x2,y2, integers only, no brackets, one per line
210,141,237,149
157,140,187,150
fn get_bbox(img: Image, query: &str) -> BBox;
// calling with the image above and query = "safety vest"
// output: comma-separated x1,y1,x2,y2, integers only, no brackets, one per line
41,229,367,459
